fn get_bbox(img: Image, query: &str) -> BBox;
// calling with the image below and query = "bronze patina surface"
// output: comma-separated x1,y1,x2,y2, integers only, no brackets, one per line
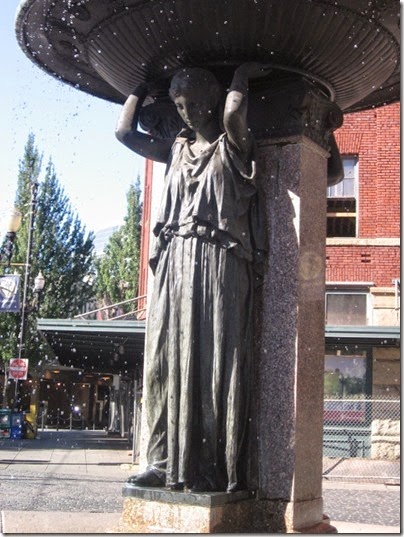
15,0,399,112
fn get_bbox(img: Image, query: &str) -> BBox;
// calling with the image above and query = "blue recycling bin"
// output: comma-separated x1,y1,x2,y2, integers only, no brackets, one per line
0,409,11,438
10,412,23,439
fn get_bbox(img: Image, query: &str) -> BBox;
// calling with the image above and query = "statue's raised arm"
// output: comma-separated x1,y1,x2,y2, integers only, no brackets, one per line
224,63,272,159
115,83,173,163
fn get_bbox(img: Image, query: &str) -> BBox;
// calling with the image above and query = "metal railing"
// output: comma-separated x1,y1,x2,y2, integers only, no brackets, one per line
74,295,147,321
323,397,400,483
37,410,88,431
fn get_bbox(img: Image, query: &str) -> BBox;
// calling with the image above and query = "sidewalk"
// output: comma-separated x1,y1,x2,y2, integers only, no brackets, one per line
2,511,399,534
0,429,400,534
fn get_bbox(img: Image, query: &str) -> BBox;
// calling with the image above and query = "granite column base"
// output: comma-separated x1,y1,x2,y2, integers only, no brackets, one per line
119,486,337,533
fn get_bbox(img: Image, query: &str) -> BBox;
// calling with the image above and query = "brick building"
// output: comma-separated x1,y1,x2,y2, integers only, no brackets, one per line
327,102,400,294
324,103,400,460
325,103,400,398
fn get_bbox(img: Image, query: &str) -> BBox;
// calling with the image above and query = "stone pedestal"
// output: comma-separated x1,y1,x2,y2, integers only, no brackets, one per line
121,486,254,533
120,485,336,533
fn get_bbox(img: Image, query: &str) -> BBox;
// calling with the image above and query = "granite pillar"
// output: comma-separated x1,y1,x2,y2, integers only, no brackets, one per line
250,78,340,532
254,138,328,530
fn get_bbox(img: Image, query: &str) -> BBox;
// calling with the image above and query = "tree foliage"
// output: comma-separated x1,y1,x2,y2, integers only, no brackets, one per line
35,161,95,317
0,134,95,375
95,178,142,316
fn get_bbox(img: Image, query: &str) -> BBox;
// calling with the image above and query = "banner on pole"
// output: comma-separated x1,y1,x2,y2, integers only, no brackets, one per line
9,358,29,381
0,275,20,313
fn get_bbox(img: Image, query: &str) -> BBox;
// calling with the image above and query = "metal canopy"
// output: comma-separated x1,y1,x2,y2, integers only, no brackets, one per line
15,0,399,113
37,318,146,374
37,318,399,377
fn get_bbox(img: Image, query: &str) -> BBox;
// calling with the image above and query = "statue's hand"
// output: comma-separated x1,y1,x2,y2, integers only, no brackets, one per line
131,82,151,99
235,62,272,80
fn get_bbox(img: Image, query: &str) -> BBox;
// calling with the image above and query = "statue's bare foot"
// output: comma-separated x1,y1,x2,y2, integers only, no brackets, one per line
189,476,218,493
127,467,165,487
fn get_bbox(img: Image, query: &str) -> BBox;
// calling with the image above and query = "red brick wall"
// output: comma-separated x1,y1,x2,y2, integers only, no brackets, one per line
327,103,400,288
326,245,400,287
334,102,400,239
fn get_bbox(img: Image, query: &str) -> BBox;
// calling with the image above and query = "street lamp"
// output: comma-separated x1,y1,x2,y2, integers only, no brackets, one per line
0,208,22,267
32,272,46,309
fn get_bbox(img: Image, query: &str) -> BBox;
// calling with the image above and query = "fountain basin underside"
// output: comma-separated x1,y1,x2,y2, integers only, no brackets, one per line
16,0,399,112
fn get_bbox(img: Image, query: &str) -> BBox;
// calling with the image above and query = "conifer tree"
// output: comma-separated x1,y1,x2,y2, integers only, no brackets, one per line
34,160,95,317
0,134,42,391
95,178,142,316
0,134,95,391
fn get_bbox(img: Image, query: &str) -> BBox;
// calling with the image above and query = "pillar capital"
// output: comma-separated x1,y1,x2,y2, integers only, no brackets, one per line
248,75,343,150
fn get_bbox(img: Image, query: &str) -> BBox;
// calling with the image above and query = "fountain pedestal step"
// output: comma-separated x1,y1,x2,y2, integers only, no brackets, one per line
120,485,337,533
121,486,253,533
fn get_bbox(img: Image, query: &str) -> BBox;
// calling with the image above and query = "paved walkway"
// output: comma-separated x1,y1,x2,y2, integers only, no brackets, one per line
0,429,400,534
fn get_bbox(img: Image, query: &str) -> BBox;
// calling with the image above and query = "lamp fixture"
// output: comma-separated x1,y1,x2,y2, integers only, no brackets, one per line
0,207,22,267
34,271,45,292
6,208,22,233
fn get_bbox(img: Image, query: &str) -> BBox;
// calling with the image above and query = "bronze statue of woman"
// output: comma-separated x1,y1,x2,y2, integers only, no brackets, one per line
116,62,343,493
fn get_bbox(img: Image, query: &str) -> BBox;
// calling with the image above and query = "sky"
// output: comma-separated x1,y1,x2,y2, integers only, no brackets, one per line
0,1,145,237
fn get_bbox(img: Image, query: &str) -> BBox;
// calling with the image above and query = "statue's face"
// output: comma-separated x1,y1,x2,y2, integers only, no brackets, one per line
173,89,216,132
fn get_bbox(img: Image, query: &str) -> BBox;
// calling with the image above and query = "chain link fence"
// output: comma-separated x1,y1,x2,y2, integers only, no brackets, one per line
323,397,400,483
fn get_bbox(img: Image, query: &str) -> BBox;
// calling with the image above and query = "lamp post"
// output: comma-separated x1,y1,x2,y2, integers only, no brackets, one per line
14,181,45,409
13,271,46,408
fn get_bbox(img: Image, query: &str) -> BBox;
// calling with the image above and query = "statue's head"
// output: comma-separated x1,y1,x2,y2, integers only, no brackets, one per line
169,68,222,111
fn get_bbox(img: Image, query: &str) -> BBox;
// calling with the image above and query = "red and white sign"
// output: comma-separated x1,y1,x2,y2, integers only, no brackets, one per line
9,359,29,380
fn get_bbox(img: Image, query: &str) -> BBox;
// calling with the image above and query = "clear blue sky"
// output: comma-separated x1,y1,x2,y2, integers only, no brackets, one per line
0,1,144,236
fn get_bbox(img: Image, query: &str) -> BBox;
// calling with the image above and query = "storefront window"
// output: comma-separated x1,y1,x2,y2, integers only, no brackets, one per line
324,351,368,398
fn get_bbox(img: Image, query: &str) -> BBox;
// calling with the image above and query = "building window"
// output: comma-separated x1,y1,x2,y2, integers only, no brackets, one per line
327,156,358,237
324,349,369,400
326,292,368,325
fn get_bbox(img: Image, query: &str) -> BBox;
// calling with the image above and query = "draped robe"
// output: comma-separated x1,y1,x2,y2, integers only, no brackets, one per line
144,131,261,491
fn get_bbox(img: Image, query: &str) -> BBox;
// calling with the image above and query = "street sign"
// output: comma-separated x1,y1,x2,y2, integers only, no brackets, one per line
9,359,29,380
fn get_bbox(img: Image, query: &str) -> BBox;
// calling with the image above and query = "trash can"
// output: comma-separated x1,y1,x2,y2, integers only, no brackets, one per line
10,412,23,439
0,409,11,438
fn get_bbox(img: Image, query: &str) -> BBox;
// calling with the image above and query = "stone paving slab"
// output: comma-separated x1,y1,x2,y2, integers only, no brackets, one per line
323,456,400,483
1,510,122,534
333,520,400,534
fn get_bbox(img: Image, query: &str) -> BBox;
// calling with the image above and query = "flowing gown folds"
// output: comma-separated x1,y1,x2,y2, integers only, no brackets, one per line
145,132,259,491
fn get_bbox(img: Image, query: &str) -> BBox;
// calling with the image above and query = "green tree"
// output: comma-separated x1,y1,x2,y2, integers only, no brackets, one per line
35,160,95,317
0,134,42,402
0,134,95,399
95,178,142,315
